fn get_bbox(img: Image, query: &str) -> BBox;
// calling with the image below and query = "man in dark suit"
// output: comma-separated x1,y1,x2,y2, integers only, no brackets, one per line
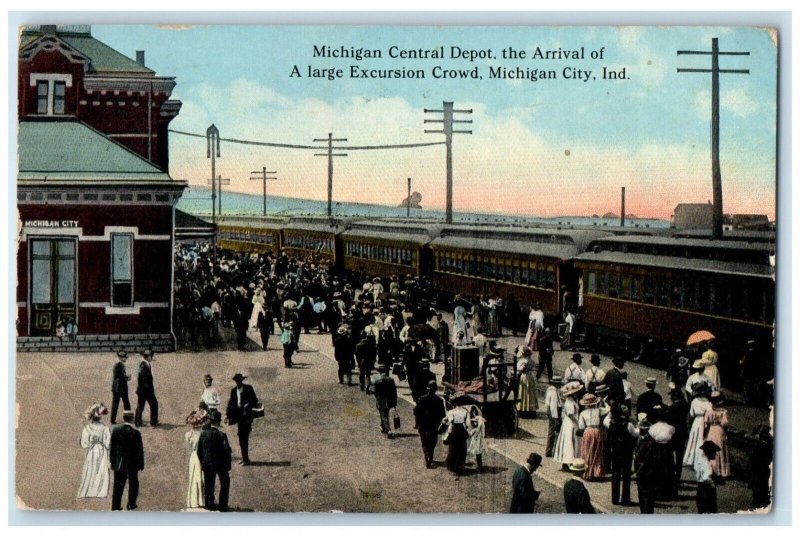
563,478,596,514
413,380,446,468
509,453,542,513
111,351,131,424
197,410,232,511
372,365,398,438
134,349,158,427
355,331,377,394
225,373,259,465
110,410,144,511
636,377,663,422
604,356,627,407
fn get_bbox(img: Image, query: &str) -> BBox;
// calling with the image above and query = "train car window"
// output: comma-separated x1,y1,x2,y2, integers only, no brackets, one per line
608,273,620,298
671,279,685,309
656,279,670,306
709,283,726,317
696,283,710,313
642,277,655,304
512,264,520,284
620,275,631,300
586,271,596,294
545,269,555,290
520,264,528,285
598,272,609,296
630,276,641,301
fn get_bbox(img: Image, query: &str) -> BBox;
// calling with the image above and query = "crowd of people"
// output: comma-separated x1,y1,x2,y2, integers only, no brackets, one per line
73,241,772,515
78,343,262,512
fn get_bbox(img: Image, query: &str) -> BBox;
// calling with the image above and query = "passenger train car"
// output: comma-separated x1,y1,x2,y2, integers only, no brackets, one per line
575,235,775,367
203,214,775,370
340,221,441,279
429,226,610,316
217,215,288,254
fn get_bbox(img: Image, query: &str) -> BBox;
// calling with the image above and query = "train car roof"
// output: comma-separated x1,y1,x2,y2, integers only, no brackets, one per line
429,225,610,260
431,235,583,260
284,216,348,233
587,234,774,252
341,221,443,245
437,225,611,250
574,250,774,279
672,229,776,242
214,215,289,230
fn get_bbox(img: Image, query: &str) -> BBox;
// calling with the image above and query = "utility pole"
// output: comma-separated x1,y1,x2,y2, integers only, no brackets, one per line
424,101,472,224
677,38,750,239
313,133,348,217
249,166,277,216
206,124,220,225
620,186,626,228
407,177,412,217
206,124,220,265
217,175,230,216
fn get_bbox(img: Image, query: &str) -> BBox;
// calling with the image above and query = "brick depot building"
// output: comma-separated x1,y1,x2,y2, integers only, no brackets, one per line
16,25,185,352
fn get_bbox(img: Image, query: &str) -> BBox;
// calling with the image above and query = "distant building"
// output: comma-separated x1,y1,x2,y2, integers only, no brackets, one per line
16,25,185,352
672,202,713,230
730,214,772,231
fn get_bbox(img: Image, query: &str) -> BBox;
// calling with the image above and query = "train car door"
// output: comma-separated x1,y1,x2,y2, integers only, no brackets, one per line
29,238,77,336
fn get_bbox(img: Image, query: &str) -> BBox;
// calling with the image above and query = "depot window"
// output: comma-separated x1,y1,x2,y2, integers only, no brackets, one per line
111,233,133,307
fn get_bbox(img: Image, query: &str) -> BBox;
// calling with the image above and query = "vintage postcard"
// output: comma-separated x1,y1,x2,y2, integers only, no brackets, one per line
14,23,777,516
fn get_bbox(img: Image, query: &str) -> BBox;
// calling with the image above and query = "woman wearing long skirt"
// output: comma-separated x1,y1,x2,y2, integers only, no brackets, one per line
185,409,208,509
466,405,487,471
705,392,730,478
516,346,539,417
577,393,608,481
77,403,111,499
444,405,470,475
682,384,713,467
554,382,583,469
452,306,471,346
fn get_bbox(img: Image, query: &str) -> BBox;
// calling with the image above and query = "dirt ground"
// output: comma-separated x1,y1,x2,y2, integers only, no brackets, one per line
15,328,564,513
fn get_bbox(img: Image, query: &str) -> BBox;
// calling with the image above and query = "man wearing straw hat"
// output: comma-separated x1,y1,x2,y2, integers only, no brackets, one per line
544,376,563,457
509,453,542,513
636,378,663,423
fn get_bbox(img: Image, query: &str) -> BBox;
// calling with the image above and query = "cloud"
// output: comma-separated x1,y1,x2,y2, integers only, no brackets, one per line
694,88,759,120
168,78,774,220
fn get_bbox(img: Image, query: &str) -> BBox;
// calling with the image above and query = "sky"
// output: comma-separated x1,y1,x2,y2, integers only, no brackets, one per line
93,25,778,220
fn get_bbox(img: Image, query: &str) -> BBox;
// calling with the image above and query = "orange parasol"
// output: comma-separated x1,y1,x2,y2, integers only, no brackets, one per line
686,330,715,347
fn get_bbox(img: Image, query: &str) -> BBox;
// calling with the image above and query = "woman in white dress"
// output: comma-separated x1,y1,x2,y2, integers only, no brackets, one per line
452,305,471,345
249,285,267,329
682,384,714,467
201,374,220,412
77,403,111,499
516,346,539,417
554,382,583,469
185,409,208,509
466,405,487,471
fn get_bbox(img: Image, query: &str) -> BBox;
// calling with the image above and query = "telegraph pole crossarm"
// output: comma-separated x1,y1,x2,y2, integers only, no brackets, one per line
249,166,277,216
676,38,750,240
313,132,348,217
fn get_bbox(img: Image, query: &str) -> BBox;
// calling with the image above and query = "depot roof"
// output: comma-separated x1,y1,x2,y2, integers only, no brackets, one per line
17,120,172,182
